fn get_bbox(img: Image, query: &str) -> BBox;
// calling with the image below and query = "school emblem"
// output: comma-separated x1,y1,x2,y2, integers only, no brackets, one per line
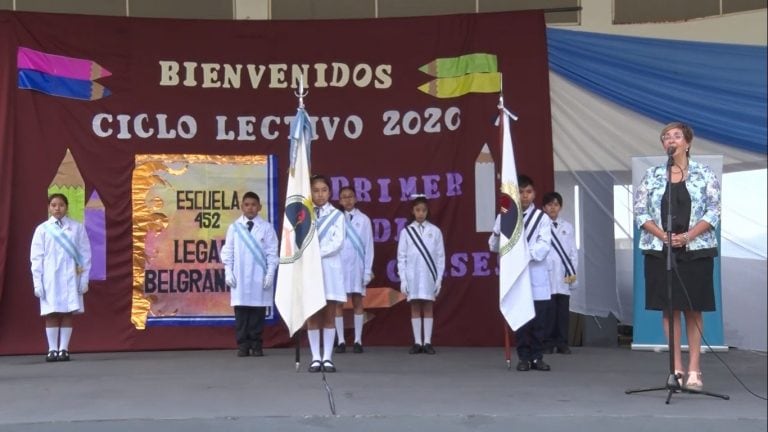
499,182,524,256
279,194,316,264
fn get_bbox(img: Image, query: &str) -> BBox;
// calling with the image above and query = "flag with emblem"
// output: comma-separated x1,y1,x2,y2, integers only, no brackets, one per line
497,97,535,331
274,96,326,336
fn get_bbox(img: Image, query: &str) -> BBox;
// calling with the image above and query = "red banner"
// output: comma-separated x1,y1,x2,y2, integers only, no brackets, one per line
0,10,553,354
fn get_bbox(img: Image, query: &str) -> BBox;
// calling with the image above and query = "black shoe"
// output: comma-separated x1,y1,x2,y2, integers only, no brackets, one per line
237,348,250,357
335,343,346,354
543,347,554,355
322,360,336,373
251,347,264,357
516,360,530,371
409,344,423,354
308,360,322,373
353,342,363,354
423,344,436,355
531,358,551,371
45,350,58,362
556,346,572,355
57,350,70,361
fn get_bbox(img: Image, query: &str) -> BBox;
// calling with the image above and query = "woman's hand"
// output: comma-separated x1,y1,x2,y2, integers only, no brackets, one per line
670,232,690,248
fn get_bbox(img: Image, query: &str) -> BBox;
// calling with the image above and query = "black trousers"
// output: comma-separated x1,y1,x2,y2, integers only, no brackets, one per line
234,306,266,349
516,299,550,362
544,294,570,349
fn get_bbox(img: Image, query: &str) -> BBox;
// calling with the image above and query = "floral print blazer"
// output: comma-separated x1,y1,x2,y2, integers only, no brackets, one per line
634,159,721,251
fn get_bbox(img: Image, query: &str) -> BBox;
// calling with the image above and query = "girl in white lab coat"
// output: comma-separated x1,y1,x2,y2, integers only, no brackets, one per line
397,196,445,355
306,175,346,373
334,186,374,354
30,193,92,362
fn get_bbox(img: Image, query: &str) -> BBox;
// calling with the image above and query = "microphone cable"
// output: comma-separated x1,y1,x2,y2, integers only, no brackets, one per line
671,258,767,401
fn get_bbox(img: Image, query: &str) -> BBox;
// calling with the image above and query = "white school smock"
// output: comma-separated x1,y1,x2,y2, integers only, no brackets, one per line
397,220,445,301
546,217,579,296
30,216,92,315
340,208,374,296
221,215,278,307
316,203,346,302
522,207,552,301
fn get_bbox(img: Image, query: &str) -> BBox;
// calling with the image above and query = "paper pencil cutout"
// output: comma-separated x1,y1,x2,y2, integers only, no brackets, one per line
18,69,111,101
48,149,85,222
419,53,497,78
418,72,502,99
17,47,111,80
341,286,406,310
85,190,107,280
17,47,111,101
475,143,496,232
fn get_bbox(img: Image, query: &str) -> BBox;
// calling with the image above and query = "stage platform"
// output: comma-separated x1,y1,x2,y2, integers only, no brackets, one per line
0,346,765,432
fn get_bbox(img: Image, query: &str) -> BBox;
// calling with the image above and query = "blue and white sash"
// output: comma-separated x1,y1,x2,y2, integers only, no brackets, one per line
524,208,545,244
317,208,343,242
233,222,267,274
405,225,438,282
551,228,576,277
345,217,365,263
43,221,84,272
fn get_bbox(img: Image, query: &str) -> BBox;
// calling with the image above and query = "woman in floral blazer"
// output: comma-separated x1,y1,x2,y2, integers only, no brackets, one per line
634,122,721,391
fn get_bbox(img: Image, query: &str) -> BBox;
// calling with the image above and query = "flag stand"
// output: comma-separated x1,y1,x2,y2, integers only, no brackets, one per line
294,329,301,372
503,324,512,370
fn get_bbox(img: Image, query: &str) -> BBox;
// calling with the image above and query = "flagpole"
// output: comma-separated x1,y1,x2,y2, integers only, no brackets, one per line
497,93,512,370
292,75,308,373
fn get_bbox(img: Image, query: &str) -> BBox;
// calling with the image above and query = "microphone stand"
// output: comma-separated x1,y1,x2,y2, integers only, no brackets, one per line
626,152,729,403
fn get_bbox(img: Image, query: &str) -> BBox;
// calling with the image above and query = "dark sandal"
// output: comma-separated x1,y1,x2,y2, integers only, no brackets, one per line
308,360,322,373
322,360,336,373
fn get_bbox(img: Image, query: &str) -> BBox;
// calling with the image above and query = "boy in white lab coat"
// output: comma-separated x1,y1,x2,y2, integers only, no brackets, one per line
221,192,278,357
490,175,552,371
542,192,578,355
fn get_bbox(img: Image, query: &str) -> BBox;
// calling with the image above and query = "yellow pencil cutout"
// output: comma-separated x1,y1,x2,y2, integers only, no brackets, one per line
48,149,85,222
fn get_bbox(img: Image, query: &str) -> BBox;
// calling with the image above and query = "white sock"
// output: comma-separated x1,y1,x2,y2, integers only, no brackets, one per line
308,329,321,361
59,327,72,351
353,314,364,344
411,318,422,345
45,327,59,352
423,318,433,345
335,316,345,345
322,328,335,361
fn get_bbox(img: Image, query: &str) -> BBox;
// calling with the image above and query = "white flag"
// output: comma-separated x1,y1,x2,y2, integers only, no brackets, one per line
497,104,535,331
274,107,326,336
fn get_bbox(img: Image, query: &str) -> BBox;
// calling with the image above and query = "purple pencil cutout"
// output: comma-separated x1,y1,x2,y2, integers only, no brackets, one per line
17,46,111,81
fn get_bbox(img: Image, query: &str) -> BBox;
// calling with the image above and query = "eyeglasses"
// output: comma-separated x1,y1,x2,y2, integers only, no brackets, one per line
661,133,684,141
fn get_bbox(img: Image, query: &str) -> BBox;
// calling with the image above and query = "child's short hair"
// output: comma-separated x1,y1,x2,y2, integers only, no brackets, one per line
310,174,331,189
518,174,534,189
48,193,68,206
339,186,356,195
242,191,260,203
542,192,563,207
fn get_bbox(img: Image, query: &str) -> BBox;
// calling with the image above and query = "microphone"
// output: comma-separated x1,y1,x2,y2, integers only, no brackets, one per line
666,146,677,156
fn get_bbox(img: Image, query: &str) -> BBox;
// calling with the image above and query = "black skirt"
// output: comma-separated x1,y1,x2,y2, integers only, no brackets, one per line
644,249,716,311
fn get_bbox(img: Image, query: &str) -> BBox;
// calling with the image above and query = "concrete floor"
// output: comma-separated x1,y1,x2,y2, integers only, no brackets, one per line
0,346,765,432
